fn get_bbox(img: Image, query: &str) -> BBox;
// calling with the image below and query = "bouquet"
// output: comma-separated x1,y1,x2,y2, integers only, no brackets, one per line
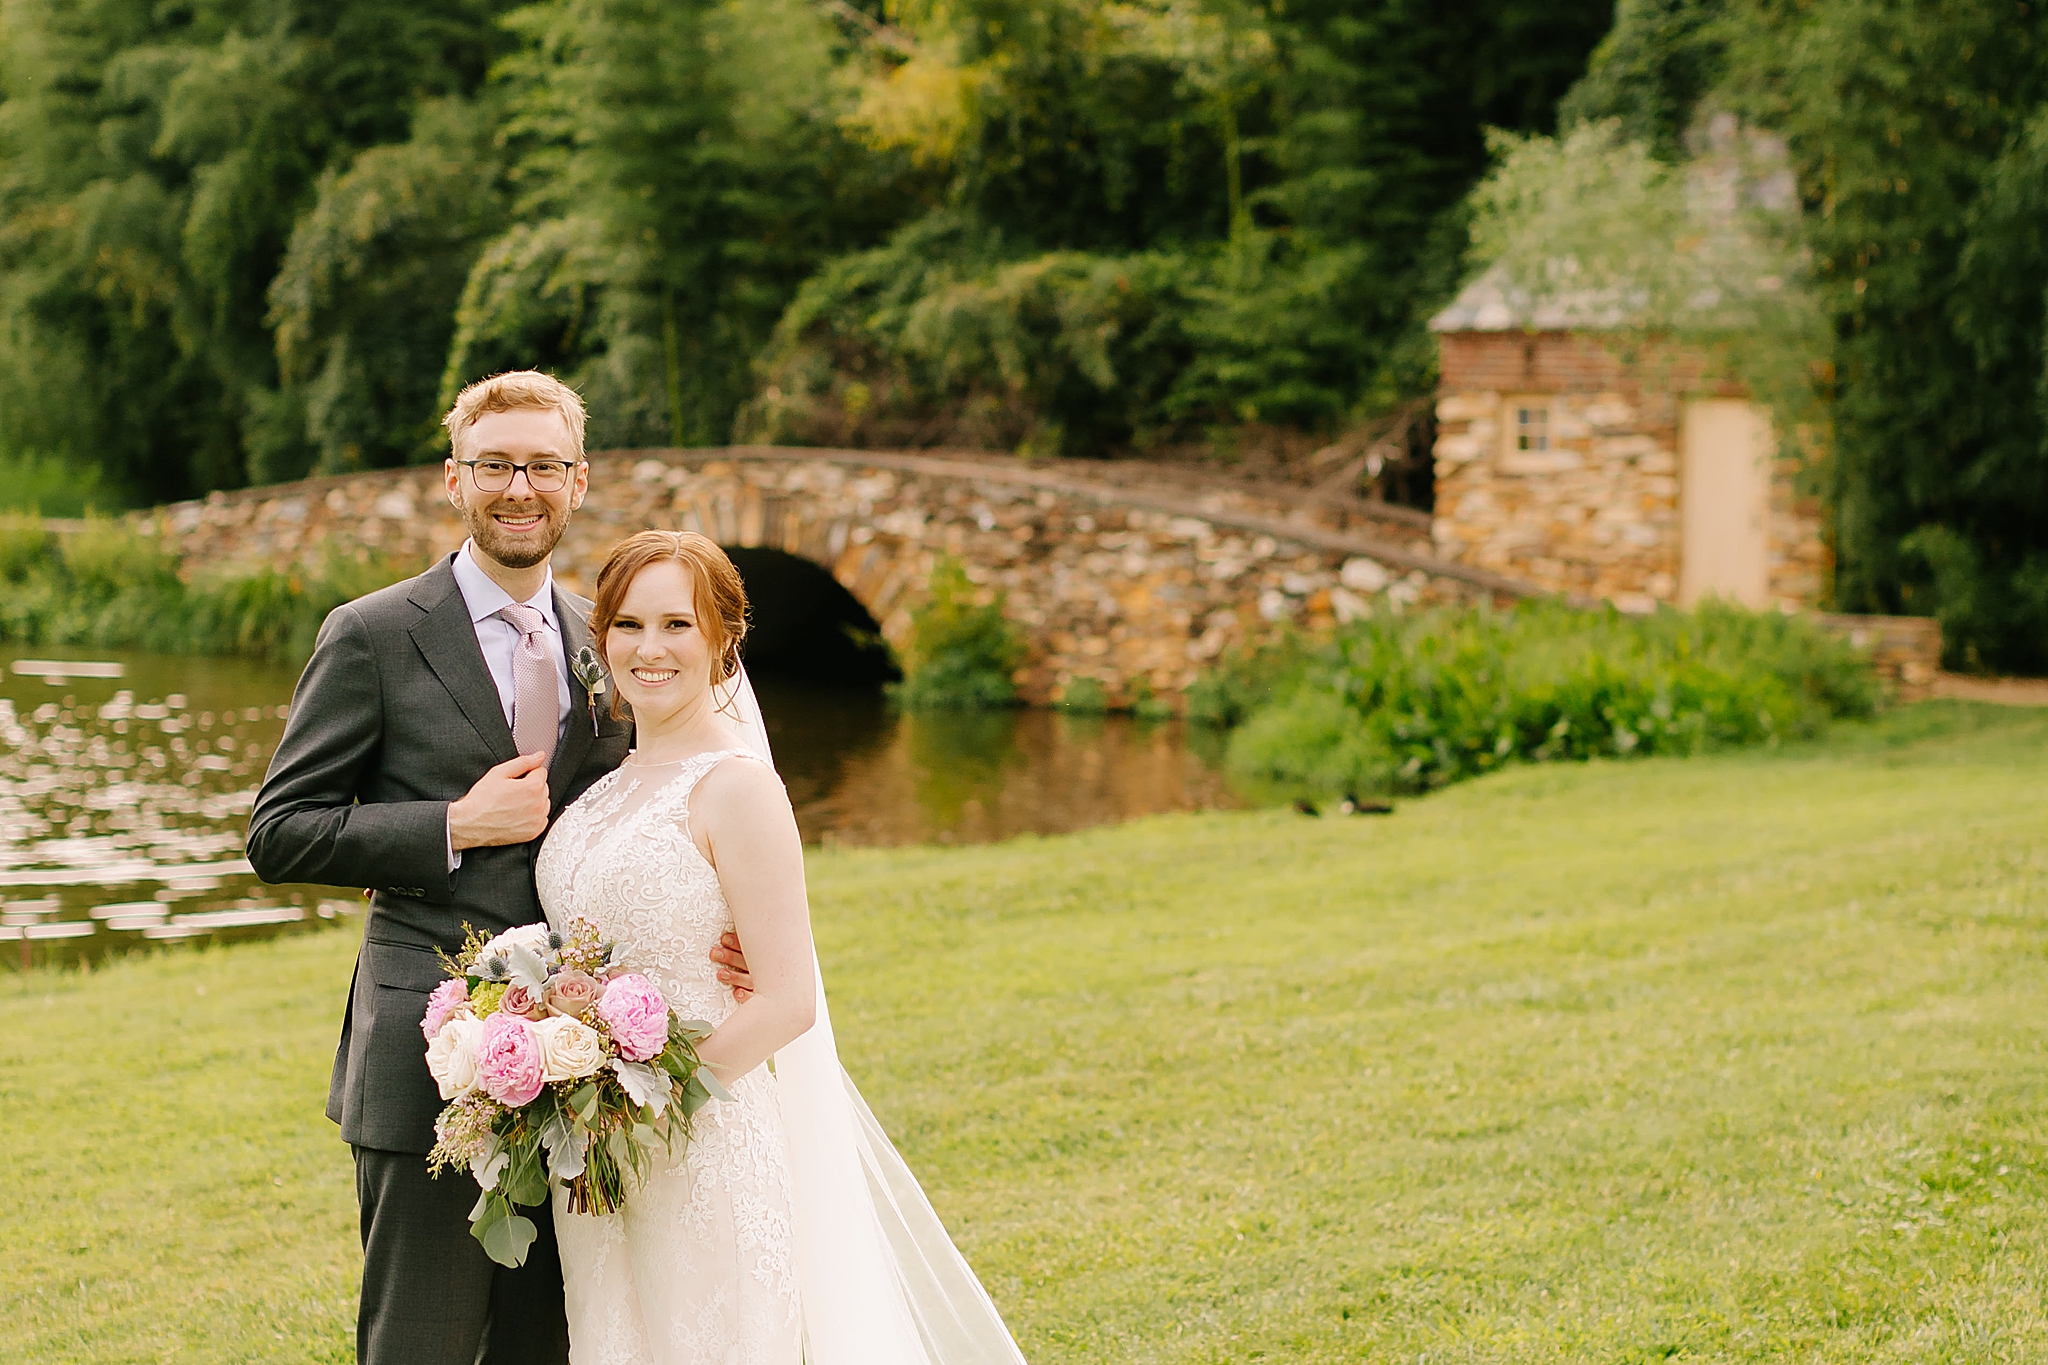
421,917,729,1266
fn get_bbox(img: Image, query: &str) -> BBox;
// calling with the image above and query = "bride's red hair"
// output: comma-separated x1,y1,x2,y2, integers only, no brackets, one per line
590,531,751,709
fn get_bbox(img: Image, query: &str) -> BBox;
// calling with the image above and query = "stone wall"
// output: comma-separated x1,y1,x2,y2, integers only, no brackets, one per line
1813,613,1942,702
142,446,1527,709
1432,331,1828,612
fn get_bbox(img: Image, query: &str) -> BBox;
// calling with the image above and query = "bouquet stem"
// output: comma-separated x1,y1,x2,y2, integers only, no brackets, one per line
564,1137,630,1216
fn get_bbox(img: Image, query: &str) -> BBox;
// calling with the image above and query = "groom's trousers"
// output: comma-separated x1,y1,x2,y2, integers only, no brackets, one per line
355,1146,571,1365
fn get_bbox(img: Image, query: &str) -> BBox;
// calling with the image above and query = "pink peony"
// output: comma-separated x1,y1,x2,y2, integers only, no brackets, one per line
500,982,545,1020
421,978,469,1040
475,1013,546,1106
595,974,671,1062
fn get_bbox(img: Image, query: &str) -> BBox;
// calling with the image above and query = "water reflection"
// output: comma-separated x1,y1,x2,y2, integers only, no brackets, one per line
0,649,352,971
2,653,1236,968
758,679,1235,846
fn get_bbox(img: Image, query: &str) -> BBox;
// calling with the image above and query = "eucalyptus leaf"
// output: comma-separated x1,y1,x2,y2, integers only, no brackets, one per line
501,1144,549,1207
569,1082,601,1123
480,1212,538,1268
469,1190,509,1247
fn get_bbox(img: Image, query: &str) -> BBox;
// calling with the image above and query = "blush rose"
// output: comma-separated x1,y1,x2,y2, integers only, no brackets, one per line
499,982,546,1020
543,968,602,1020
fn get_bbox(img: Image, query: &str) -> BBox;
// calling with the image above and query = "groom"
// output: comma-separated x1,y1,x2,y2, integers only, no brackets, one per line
248,370,752,1364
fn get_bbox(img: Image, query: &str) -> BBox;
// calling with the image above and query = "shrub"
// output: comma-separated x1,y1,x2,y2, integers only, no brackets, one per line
0,514,51,583
1199,600,1882,802
1057,677,1110,713
0,518,414,664
0,451,115,519
740,213,1397,456
892,558,1024,711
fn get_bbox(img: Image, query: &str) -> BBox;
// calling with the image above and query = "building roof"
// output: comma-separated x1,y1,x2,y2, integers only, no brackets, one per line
1428,265,1643,334
1432,115,1798,336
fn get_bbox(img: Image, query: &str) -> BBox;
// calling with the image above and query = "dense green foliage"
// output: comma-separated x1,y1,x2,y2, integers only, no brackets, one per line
1483,0,2048,670
13,703,2048,1360
746,0,1612,454
0,0,516,502
1735,1,2048,673
1191,600,1880,800
0,0,1611,494
14,0,2048,670
0,516,408,661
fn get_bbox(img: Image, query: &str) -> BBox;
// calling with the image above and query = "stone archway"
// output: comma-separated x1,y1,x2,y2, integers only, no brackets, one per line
722,545,898,686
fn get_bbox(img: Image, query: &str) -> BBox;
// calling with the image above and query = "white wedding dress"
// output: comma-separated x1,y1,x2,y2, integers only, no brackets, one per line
537,747,802,1364
534,671,1031,1365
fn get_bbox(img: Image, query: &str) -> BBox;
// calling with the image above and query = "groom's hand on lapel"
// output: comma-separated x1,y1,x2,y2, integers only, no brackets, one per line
712,930,754,1000
448,751,553,850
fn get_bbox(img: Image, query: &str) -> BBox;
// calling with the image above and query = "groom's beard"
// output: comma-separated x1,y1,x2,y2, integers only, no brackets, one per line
463,495,570,570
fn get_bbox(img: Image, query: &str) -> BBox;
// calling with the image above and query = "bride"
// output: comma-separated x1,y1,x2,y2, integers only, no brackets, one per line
535,529,1028,1365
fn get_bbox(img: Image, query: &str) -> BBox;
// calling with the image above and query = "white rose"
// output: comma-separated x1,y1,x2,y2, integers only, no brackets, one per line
478,922,551,964
426,1016,485,1100
532,1014,606,1082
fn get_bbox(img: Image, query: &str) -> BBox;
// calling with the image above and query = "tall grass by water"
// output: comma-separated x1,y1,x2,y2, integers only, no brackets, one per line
0,516,412,664
1192,600,1884,802
4,702,2046,1361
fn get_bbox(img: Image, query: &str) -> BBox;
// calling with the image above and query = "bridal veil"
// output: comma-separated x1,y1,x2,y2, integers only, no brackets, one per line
717,669,1029,1365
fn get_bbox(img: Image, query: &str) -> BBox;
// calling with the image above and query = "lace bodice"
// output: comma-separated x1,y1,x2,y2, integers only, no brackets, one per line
536,747,802,1365
536,748,766,1024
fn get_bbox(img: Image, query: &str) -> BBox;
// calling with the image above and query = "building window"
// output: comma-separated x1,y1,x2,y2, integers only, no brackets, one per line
1513,404,1550,452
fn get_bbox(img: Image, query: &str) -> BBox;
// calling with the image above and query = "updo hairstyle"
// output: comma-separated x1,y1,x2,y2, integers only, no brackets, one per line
589,531,750,714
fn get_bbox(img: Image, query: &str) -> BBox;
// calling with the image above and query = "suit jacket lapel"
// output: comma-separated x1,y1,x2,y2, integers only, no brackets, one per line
408,557,518,765
550,586,599,807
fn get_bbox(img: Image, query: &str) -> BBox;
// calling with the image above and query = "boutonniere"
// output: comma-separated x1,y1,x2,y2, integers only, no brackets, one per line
571,646,609,735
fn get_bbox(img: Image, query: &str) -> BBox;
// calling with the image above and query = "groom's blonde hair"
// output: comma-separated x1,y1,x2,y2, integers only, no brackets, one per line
591,531,751,710
442,370,588,459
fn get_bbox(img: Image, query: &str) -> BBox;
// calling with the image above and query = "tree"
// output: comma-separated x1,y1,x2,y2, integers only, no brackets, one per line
1716,0,2048,668
444,0,894,449
0,0,516,499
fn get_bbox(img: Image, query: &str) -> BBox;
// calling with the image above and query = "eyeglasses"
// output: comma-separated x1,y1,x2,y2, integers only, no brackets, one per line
455,458,581,493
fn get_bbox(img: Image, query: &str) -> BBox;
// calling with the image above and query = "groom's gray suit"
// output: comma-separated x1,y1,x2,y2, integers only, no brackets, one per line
249,552,631,1365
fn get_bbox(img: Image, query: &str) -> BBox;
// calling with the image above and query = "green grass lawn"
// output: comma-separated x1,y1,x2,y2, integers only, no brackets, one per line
6,702,2048,1363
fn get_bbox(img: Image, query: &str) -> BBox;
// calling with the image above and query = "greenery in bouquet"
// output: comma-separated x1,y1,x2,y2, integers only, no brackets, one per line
421,919,728,1267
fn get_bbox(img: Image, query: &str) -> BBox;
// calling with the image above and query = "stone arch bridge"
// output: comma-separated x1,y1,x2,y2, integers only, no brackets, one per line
145,447,1535,708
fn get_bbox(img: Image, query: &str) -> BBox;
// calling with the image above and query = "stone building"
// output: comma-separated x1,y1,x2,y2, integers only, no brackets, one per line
1428,274,1829,613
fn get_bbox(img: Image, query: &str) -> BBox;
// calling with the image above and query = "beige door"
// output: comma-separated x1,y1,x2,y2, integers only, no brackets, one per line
1679,399,1772,608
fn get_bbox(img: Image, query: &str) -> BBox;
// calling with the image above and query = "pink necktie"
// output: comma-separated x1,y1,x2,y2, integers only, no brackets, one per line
495,603,557,766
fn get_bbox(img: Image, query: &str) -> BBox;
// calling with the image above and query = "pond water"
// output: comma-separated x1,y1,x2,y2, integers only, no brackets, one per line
0,650,1236,970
